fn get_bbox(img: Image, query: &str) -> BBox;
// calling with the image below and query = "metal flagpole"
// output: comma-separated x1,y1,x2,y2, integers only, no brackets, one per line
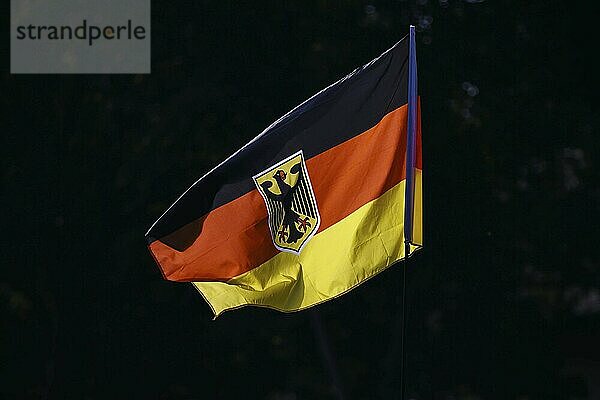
400,24,418,400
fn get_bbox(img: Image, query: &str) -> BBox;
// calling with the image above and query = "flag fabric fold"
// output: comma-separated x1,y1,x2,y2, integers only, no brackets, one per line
146,34,422,317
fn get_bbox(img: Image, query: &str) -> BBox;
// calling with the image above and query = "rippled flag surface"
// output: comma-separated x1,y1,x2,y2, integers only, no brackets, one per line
146,34,422,317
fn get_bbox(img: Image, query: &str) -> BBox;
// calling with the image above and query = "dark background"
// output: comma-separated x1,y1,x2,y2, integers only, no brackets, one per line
2,1,599,399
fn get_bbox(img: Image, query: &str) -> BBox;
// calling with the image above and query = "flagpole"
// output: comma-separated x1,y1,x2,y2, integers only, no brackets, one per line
400,24,418,400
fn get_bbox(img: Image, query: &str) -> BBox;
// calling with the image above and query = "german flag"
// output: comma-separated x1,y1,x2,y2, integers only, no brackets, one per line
146,31,422,317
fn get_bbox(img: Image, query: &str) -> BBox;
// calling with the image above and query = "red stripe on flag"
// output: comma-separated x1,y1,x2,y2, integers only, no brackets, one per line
150,103,421,281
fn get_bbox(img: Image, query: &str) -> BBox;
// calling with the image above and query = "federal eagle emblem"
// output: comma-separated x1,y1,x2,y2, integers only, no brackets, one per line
253,150,320,254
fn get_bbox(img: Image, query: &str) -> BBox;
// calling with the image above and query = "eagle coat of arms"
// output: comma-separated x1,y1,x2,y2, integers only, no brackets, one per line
253,150,321,254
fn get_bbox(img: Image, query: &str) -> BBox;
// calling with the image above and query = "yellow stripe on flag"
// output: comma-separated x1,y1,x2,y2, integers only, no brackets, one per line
194,170,422,317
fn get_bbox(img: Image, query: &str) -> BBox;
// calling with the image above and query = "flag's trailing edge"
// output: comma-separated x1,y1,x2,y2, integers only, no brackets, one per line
146,33,422,318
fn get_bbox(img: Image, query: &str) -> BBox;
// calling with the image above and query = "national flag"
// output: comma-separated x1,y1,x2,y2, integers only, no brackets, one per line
145,32,422,317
